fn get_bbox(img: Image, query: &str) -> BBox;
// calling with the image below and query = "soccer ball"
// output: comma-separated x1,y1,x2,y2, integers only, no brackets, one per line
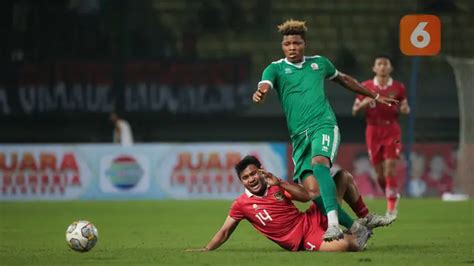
65,220,99,252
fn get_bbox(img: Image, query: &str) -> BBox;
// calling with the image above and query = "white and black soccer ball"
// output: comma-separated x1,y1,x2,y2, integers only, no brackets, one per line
65,220,99,252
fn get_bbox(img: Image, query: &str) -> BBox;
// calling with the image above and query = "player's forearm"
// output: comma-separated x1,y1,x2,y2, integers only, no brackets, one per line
335,73,378,99
205,229,230,251
205,217,239,251
353,99,373,115
279,181,311,202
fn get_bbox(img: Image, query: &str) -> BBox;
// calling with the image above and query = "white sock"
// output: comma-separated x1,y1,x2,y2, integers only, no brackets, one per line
327,210,339,227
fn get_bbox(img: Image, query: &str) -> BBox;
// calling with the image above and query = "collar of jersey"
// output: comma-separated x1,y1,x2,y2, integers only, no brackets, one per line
245,185,270,198
284,57,306,68
373,77,393,87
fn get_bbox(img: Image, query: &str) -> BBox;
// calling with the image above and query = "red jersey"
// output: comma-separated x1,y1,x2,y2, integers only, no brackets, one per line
359,78,407,126
229,185,327,251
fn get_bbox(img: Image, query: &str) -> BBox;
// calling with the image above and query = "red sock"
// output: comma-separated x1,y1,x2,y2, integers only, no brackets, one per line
385,176,398,211
351,196,369,218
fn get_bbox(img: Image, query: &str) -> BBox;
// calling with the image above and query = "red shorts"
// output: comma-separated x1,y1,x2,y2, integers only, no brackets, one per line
298,203,328,251
365,123,402,165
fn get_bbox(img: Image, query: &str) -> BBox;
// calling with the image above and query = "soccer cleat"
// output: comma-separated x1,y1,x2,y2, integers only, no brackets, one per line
359,213,397,230
350,221,372,250
323,225,344,242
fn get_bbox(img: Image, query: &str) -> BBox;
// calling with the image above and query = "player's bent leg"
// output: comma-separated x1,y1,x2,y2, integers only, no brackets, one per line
334,170,366,209
313,195,355,231
309,157,343,241
310,156,339,214
334,170,372,220
334,170,397,228
333,169,350,201
302,171,352,228
319,234,361,252
302,174,321,200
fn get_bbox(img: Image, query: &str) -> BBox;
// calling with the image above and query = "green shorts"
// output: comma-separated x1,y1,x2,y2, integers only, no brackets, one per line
291,125,341,183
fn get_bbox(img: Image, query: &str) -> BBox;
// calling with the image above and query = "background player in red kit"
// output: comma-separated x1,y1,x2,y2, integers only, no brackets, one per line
187,155,394,252
352,55,410,217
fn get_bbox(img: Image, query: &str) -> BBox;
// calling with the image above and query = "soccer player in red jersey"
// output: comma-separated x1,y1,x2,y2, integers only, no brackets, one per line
352,55,411,217
188,156,394,252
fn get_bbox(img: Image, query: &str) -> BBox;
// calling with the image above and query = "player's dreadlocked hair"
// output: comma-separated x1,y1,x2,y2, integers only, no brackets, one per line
277,19,307,40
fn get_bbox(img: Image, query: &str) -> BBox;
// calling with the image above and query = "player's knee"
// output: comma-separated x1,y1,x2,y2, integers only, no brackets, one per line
384,160,397,176
376,169,385,180
384,166,396,177
319,238,351,252
341,170,354,183
306,189,320,199
311,156,330,167
302,175,321,198
333,170,352,187
378,173,385,182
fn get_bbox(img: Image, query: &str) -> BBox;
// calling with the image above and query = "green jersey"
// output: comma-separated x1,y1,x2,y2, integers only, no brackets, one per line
259,55,338,136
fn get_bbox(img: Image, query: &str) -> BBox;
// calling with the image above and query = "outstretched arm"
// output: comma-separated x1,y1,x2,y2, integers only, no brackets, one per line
333,72,398,106
186,216,240,252
259,169,311,202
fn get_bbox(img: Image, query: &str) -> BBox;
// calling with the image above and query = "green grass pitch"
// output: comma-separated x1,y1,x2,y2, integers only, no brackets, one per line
1,199,473,265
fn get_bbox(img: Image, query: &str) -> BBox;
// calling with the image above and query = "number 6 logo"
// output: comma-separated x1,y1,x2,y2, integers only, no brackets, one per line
410,22,430,48
400,15,441,56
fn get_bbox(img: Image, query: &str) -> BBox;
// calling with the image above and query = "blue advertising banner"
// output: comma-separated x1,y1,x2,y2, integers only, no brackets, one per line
0,143,287,200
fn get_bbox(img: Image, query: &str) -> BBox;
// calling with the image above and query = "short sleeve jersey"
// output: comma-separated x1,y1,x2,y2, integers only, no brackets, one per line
259,56,338,136
229,186,306,251
358,78,407,125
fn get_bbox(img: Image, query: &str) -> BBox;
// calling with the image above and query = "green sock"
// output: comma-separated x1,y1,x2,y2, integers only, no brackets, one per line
313,196,326,214
337,205,354,229
313,196,354,229
312,164,338,213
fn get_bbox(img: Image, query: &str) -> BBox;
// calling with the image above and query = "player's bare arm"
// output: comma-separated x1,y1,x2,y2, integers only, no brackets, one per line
186,216,239,252
352,98,374,116
333,72,399,106
252,83,271,103
399,99,410,114
259,169,311,202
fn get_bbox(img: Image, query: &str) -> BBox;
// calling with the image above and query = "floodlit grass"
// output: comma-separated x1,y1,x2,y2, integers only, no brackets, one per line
1,199,473,265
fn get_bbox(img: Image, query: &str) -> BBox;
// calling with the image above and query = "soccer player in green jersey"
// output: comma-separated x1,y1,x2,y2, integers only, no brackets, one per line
252,20,398,241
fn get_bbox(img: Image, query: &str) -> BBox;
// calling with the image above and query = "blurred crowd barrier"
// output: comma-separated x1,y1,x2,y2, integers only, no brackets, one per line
326,143,457,198
0,142,456,201
0,58,251,116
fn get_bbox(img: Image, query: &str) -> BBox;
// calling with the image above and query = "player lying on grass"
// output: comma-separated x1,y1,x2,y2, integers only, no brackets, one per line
188,156,394,252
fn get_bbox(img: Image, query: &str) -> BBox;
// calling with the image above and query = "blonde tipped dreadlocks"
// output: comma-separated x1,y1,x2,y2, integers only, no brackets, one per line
277,19,307,40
